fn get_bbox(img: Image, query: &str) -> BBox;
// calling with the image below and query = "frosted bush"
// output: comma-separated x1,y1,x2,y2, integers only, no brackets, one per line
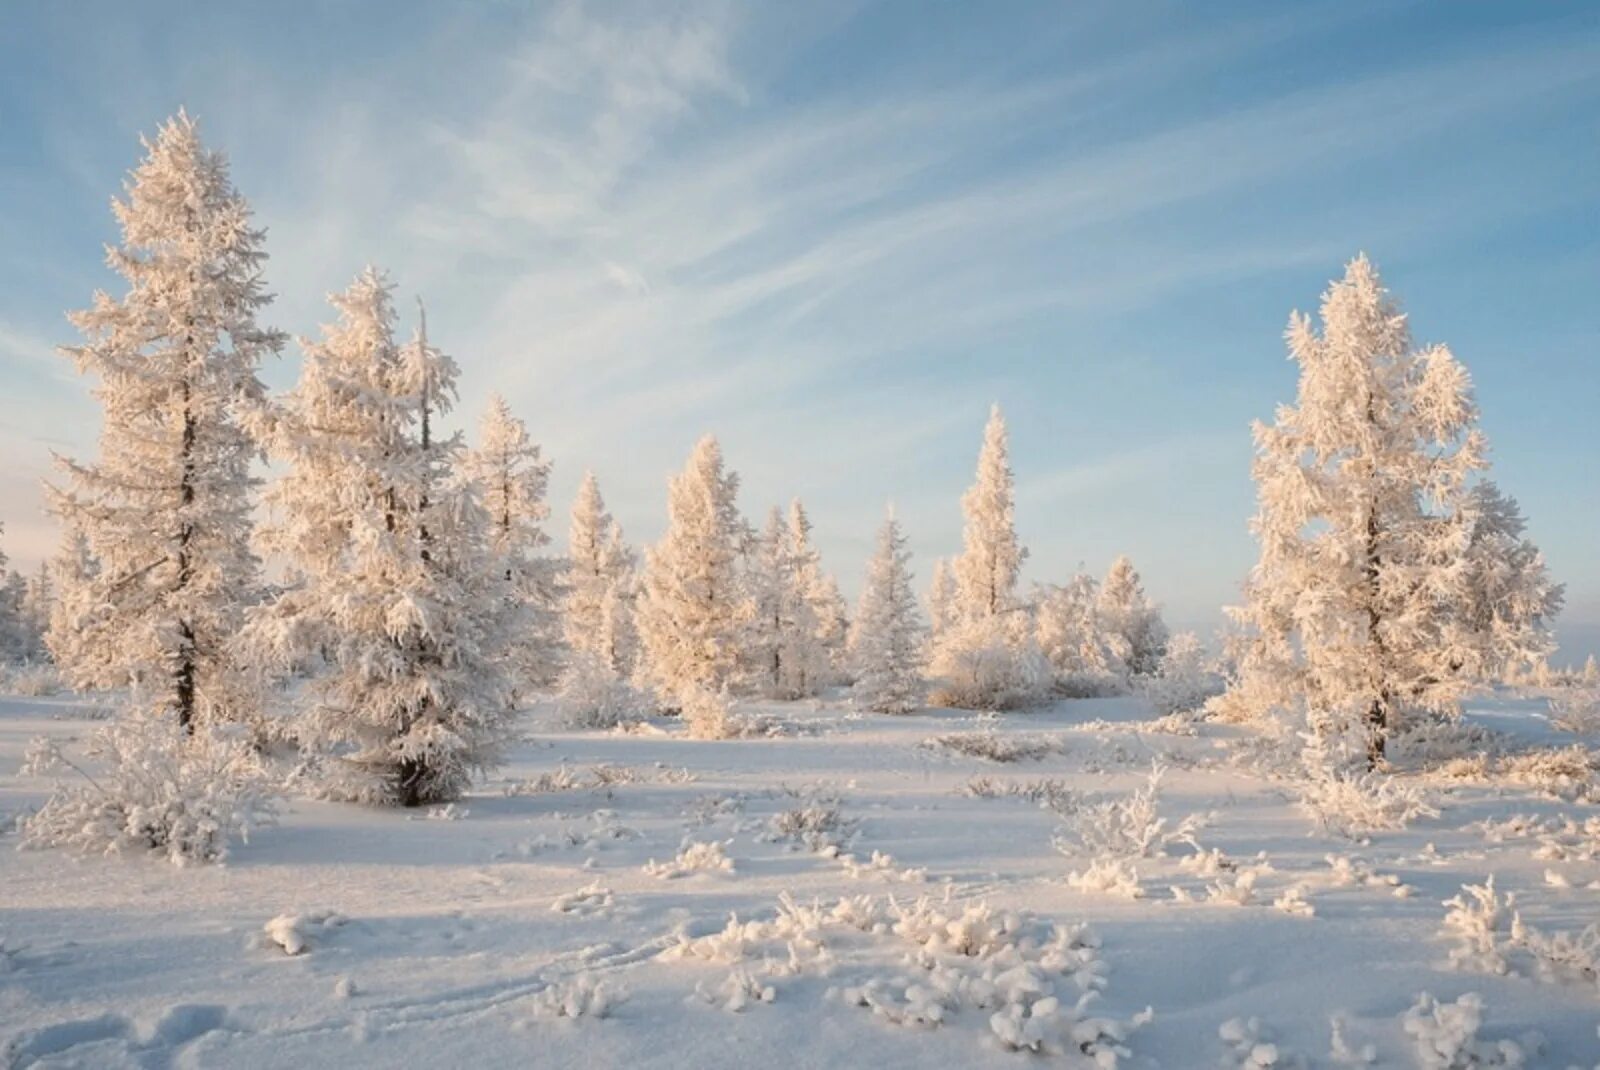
1053,764,1206,861
767,790,859,854
1441,877,1599,994
1218,1016,1299,1069
693,968,776,1012
644,839,735,879
1067,858,1143,899
533,976,628,1020
682,686,735,741
552,882,614,916
1296,771,1438,840
21,718,279,865
1137,633,1220,716
1402,992,1528,1069
963,776,1082,815
555,651,653,730
927,617,1051,712
1442,877,1516,974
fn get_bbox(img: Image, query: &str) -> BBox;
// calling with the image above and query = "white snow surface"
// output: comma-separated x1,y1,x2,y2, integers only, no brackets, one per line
1,690,1597,1068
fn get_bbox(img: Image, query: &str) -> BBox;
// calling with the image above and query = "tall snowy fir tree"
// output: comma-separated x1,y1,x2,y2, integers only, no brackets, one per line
787,500,849,679
1216,255,1508,767
848,510,925,714
0,525,20,663
1035,573,1124,695
952,404,1027,620
245,270,514,806
43,529,96,675
926,558,958,640
562,471,638,674
462,394,561,694
636,435,748,709
744,506,826,699
48,112,284,730
1095,555,1168,679
928,405,1047,709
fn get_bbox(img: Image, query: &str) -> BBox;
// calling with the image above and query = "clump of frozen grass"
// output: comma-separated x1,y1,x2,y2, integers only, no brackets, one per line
766,788,860,854
1548,688,1600,737
1390,717,1504,770
555,652,654,730
261,910,346,956
1328,1014,1377,1065
1494,745,1599,803
1402,992,1531,1069
963,775,1083,815
1272,884,1315,917
21,718,279,865
644,839,735,879
1052,763,1206,861
1295,770,1438,841
533,976,628,1020
1066,858,1143,899
693,968,776,1012
921,729,1062,764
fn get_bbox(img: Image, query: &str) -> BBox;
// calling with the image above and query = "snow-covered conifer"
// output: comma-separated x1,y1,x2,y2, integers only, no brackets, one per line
1216,255,1493,766
563,472,638,673
1096,556,1168,679
927,558,958,641
636,435,749,708
44,529,97,676
744,506,826,699
48,112,284,729
787,500,849,679
462,394,561,693
928,405,1047,709
848,509,925,713
246,271,513,805
1454,481,1563,682
952,404,1026,620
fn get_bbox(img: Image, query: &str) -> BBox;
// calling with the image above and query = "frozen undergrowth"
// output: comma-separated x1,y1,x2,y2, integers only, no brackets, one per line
20,719,279,865
1402,992,1535,1069
261,910,346,956
644,838,735,879
1053,764,1207,893
1441,877,1600,997
920,728,1064,764
532,976,629,1020
1295,770,1439,841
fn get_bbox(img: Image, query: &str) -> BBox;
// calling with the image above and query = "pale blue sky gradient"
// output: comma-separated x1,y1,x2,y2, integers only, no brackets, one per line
1,2,1596,659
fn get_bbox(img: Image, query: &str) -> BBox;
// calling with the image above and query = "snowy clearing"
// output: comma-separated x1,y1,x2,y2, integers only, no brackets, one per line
2,691,1596,1069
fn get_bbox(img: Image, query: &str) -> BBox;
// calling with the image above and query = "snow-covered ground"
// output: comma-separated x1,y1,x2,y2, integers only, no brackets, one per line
2,693,1597,1068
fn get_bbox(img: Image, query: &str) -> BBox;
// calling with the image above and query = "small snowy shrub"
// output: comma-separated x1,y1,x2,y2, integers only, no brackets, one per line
1137,632,1220,716
768,790,860,854
21,718,279,865
694,968,776,1012
1218,1016,1297,1069
262,910,346,956
922,729,1061,764
1053,764,1205,861
5,663,62,697
644,839,735,879
555,651,652,730
682,686,735,741
1296,771,1438,841
1441,876,1599,994
1066,858,1142,899
1548,689,1600,737
1402,992,1529,1069
1495,745,1599,802
927,617,1051,712
533,976,628,1020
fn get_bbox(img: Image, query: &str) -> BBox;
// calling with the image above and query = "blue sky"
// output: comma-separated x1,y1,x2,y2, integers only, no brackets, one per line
2,1,1596,660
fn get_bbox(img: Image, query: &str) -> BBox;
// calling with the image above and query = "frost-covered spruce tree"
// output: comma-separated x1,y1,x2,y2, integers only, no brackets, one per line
1217,255,1490,766
1455,481,1563,682
636,435,749,709
247,271,513,806
20,563,54,664
0,525,22,663
787,500,849,680
928,404,1048,710
1035,574,1125,696
562,472,638,673
462,394,561,694
49,112,284,730
44,528,96,675
744,506,826,699
1095,556,1168,679
848,509,925,713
